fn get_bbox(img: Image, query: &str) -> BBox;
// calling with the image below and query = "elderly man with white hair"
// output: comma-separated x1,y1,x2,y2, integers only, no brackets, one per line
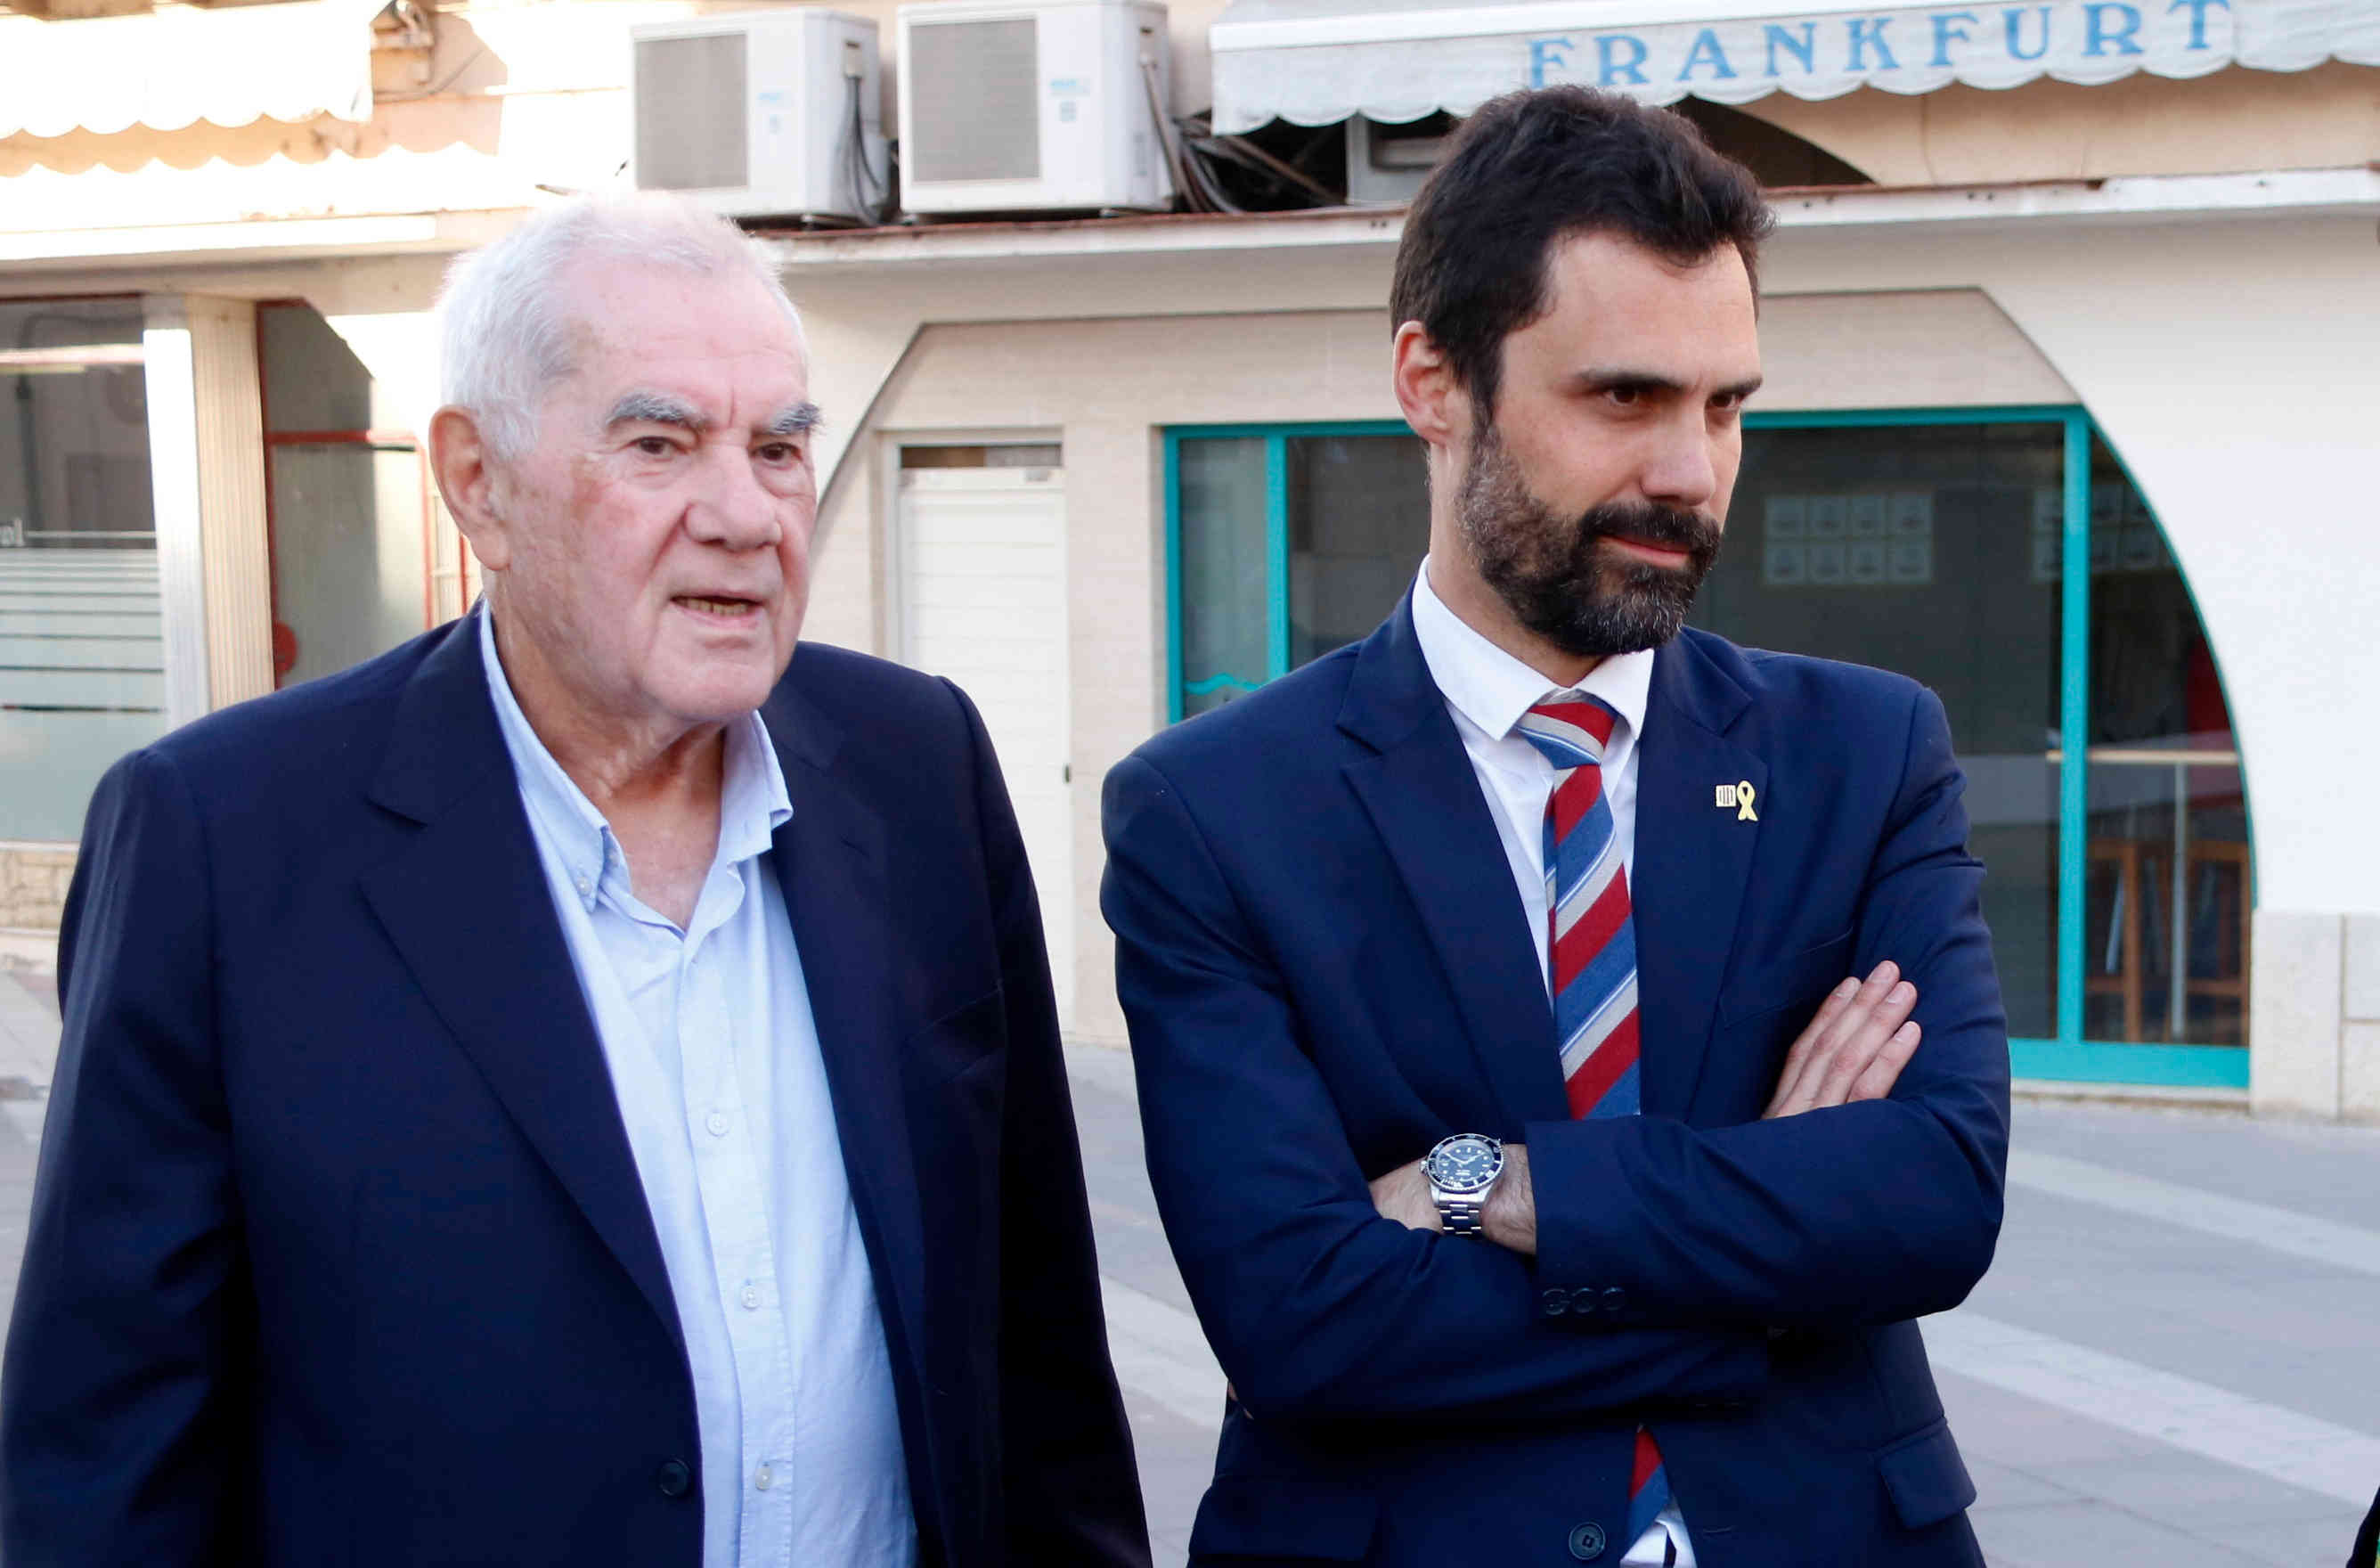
0,196,1150,1568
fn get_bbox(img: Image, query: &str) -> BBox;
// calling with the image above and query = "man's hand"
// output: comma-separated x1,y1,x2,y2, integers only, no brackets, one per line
1368,1158,1439,1232
1763,961,1921,1119
1370,1146,1538,1254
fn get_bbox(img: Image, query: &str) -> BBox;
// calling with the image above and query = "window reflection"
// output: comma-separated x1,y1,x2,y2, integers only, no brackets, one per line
2081,438,2249,1046
0,298,165,845
1175,437,1269,717
1694,423,2066,1040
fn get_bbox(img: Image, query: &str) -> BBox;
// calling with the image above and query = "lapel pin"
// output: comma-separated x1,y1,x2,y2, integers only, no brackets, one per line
1714,781,1759,822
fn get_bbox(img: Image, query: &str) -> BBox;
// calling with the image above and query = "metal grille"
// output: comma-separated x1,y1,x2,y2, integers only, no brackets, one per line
634,33,749,192
907,17,1039,184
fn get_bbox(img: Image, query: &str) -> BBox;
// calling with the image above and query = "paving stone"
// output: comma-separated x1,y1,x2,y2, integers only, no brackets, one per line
1969,1499,2277,1568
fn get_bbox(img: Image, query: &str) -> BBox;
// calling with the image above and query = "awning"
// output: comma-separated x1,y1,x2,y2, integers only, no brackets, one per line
0,0,389,140
1210,0,2380,132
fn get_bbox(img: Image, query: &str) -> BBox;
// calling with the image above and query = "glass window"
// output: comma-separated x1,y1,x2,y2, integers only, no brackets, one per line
1172,429,1427,717
2081,437,2249,1046
1694,422,2066,1040
0,298,167,844
259,303,430,688
1286,434,1428,667
1175,437,1271,718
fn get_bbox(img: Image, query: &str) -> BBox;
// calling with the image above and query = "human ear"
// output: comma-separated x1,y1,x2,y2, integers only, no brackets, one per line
1391,322,1471,453
428,406,514,572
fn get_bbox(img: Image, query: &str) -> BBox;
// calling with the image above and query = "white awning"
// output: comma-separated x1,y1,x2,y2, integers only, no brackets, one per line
0,0,389,140
1210,0,2380,132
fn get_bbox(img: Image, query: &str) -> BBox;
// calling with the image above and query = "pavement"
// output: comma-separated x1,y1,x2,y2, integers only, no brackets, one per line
1066,1045,2380,1568
0,978,2374,1566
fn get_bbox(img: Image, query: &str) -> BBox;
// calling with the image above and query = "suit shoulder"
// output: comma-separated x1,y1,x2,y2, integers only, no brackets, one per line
132,625,448,788
1682,626,1928,722
1121,641,1361,781
784,641,965,726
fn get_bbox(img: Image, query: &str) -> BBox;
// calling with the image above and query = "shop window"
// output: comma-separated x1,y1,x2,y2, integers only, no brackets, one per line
2079,437,2249,1049
0,298,167,845
1170,427,1428,718
1166,411,2250,1086
258,303,461,689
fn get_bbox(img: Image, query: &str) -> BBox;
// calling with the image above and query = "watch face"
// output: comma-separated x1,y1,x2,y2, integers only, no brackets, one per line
1426,1133,1504,1194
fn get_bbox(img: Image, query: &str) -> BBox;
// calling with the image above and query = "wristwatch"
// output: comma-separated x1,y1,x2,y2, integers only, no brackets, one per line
1423,1132,1505,1238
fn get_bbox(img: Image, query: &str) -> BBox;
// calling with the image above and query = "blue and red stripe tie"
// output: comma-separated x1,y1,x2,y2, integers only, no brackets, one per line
1517,694,1675,1550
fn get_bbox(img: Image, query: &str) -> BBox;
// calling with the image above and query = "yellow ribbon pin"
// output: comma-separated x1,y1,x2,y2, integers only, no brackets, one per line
1734,780,1758,822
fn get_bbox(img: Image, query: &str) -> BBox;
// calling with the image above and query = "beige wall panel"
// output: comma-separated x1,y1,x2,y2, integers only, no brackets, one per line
868,311,1398,432
186,296,273,708
803,449,880,655
2251,911,2343,1119
1756,290,2074,409
1747,65,2380,187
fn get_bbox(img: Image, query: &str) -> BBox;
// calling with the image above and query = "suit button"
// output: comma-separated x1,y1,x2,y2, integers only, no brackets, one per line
1570,1286,1600,1315
1601,1286,1627,1316
1542,1288,1569,1318
1568,1521,1607,1560
655,1459,692,1499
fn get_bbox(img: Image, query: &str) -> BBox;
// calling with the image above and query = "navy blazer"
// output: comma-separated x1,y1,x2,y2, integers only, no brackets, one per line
2,613,1150,1568
1102,602,2009,1567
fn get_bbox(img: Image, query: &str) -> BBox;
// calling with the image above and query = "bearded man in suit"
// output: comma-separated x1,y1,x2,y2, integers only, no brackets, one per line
1104,86,2008,1567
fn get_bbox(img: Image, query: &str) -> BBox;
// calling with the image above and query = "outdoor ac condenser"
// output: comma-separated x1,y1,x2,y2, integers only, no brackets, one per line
631,8,888,225
897,0,1173,216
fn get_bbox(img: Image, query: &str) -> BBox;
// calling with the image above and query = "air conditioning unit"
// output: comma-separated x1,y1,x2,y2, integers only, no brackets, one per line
631,9,889,225
898,0,1172,216
1345,115,1448,207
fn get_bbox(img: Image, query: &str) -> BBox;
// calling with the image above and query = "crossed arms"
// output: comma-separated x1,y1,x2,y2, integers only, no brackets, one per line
1099,685,2010,1425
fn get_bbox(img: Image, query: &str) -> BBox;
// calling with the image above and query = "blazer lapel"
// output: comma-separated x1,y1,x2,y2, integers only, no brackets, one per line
358,613,684,1350
1631,633,1765,1119
1339,600,1569,1127
759,682,926,1384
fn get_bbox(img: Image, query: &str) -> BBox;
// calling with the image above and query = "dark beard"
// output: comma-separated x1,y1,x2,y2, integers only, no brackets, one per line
1454,422,1723,658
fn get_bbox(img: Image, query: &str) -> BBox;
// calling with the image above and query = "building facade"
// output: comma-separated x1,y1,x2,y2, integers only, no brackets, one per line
3,0,2376,1115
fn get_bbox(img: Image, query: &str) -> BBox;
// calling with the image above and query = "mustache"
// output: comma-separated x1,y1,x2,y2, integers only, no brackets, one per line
1574,501,1724,559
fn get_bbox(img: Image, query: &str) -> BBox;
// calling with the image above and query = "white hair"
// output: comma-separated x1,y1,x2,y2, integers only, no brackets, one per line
436,193,806,463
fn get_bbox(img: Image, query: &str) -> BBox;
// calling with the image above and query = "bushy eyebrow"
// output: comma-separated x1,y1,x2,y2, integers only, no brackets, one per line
604,394,822,440
605,390,705,433
766,402,822,439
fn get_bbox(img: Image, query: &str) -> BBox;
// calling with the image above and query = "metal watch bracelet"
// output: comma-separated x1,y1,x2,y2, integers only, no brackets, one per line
1438,1198,1487,1237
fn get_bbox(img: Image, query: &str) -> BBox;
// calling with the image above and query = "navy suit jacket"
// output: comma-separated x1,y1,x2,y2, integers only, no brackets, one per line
2,612,1150,1568
1102,602,2009,1568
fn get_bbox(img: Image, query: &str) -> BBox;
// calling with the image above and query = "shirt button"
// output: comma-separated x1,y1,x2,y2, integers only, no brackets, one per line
754,1463,773,1491
575,877,592,897
705,1111,729,1137
740,1285,761,1311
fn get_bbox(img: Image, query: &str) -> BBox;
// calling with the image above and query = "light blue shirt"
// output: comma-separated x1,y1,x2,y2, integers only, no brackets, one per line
478,608,915,1568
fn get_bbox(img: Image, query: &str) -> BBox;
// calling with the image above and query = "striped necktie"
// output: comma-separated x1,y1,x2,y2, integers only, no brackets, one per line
1514,695,1641,1119
1517,694,1676,1556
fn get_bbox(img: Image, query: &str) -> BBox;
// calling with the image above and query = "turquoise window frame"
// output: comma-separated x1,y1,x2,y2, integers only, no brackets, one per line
1164,408,2250,1090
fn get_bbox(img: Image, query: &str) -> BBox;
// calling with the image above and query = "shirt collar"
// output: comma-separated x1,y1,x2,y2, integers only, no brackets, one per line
477,603,793,912
1409,556,1654,751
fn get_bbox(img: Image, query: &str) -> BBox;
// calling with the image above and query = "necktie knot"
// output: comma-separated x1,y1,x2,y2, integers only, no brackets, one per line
1516,693,1620,772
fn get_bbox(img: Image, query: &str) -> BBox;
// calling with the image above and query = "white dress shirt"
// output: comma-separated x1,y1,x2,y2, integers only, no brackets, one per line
1408,563,1694,1568
479,608,915,1568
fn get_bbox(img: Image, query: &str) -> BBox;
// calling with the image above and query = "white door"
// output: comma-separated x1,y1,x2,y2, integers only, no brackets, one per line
896,462,1074,1023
